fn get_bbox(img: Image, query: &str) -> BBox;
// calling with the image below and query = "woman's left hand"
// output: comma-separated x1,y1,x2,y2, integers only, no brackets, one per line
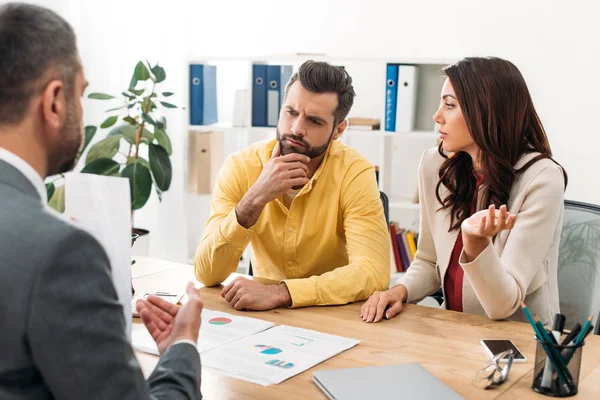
461,205,516,262
461,204,516,239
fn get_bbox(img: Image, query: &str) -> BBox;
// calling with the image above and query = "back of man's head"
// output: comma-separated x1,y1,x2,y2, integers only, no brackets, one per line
0,2,79,126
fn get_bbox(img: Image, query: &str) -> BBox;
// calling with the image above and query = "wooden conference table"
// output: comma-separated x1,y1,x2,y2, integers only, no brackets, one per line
132,257,600,399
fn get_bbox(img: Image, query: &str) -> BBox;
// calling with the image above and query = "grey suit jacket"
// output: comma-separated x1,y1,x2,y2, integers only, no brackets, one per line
0,160,201,399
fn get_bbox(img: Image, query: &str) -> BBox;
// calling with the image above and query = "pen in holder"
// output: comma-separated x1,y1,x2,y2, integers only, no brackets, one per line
532,338,584,397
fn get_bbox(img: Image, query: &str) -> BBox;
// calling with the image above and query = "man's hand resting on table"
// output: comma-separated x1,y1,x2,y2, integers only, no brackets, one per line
221,277,292,310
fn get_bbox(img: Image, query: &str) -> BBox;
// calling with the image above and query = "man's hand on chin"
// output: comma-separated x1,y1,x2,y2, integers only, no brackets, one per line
220,277,292,311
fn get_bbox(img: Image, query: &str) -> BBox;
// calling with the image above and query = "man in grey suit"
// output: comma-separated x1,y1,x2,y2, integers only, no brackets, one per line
0,3,203,399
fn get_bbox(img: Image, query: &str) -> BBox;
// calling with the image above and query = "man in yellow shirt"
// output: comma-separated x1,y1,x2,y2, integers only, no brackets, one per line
195,60,390,310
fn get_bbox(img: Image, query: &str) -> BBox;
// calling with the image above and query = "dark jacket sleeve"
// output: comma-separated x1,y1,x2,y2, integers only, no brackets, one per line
25,228,201,399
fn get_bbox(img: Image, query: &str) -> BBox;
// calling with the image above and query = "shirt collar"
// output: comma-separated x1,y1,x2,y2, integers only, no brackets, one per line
0,147,48,204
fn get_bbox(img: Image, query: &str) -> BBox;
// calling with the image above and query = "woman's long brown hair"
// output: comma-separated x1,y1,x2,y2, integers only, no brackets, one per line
436,57,568,232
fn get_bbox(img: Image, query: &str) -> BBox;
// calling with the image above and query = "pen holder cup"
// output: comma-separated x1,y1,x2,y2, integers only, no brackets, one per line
532,338,584,397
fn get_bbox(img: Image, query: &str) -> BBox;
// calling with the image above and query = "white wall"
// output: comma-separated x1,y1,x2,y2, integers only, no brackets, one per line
28,0,600,262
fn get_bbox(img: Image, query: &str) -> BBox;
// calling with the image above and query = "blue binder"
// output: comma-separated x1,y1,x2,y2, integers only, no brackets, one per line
280,65,293,108
189,64,218,125
384,64,398,132
267,65,281,127
252,64,268,127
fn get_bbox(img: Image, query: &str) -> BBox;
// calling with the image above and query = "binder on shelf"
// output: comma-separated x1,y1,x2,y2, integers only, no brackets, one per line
280,65,293,107
384,64,398,132
251,64,268,127
189,64,218,126
267,65,281,127
395,65,418,132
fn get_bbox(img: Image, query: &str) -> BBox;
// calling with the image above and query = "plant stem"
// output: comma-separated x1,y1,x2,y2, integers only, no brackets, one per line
126,144,133,165
134,82,155,160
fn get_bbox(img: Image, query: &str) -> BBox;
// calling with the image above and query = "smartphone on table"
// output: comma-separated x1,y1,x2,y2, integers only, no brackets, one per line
480,339,527,363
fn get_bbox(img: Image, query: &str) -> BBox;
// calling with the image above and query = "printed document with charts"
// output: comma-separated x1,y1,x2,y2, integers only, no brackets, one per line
131,308,275,355
201,325,360,386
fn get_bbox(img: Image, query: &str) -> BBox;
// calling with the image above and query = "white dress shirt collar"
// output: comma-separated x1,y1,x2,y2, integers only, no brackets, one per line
0,147,48,204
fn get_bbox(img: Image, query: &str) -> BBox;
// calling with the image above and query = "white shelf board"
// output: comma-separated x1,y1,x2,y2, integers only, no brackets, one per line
389,200,420,210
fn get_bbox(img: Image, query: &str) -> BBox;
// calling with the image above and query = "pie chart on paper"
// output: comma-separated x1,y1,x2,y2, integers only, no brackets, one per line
209,317,232,326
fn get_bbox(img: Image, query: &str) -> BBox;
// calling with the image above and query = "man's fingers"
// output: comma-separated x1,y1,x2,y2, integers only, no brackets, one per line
221,282,234,298
230,291,245,310
146,295,180,319
278,152,310,164
140,303,171,331
288,177,310,187
222,277,245,298
225,283,241,303
281,161,309,174
140,309,162,338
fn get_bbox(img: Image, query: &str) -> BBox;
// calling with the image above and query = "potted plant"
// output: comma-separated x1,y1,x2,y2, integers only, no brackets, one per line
47,60,180,253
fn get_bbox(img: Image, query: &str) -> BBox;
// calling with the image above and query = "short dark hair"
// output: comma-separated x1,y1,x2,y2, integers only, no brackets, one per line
284,60,356,126
0,2,79,125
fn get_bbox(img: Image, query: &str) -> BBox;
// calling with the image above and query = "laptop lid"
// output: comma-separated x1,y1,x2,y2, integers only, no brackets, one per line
312,364,464,400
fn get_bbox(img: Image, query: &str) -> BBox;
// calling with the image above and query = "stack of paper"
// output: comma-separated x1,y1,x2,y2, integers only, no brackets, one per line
201,325,360,386
132,309,274,355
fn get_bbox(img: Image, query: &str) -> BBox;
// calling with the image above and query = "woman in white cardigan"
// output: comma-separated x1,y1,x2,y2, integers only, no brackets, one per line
361,57,567,325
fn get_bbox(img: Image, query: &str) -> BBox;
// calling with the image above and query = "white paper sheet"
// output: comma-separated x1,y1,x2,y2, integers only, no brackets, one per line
131,308,275,356
65,173,132,338
202,325,360,386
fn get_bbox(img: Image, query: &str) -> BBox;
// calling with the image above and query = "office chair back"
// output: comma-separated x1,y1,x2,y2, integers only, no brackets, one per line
380,191,389,225
558,200,600,332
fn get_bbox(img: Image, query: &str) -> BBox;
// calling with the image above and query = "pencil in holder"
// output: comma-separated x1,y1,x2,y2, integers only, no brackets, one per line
532,338,584,397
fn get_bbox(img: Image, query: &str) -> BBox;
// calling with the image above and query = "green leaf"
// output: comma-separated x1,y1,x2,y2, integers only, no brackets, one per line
154,128,172,155
100,115,118,129
128,88,145,96
123,116,137,125
106,105,126,113
151,113,166,129
80,125,97,156
152,65,166,83
162,92,174,97
46,182,55,201
81,158,121,176
149,144,172,191
121,161,152,210
86,135,121,163
129,72,138,91
160,101,177,109
155,186,163,202
109,125,152,145
136,157,151,171
48,184,65,213
88,92,115,100
134,61,150,81
142,112,156,126
122,91,136,100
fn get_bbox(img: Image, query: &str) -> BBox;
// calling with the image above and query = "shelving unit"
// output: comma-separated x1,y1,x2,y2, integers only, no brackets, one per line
185,55,453,270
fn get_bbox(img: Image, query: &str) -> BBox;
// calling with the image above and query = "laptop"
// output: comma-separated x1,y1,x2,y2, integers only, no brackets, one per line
313,364,464,400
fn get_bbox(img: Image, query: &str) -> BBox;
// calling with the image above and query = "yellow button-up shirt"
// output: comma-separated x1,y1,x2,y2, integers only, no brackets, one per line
194,138,390,307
